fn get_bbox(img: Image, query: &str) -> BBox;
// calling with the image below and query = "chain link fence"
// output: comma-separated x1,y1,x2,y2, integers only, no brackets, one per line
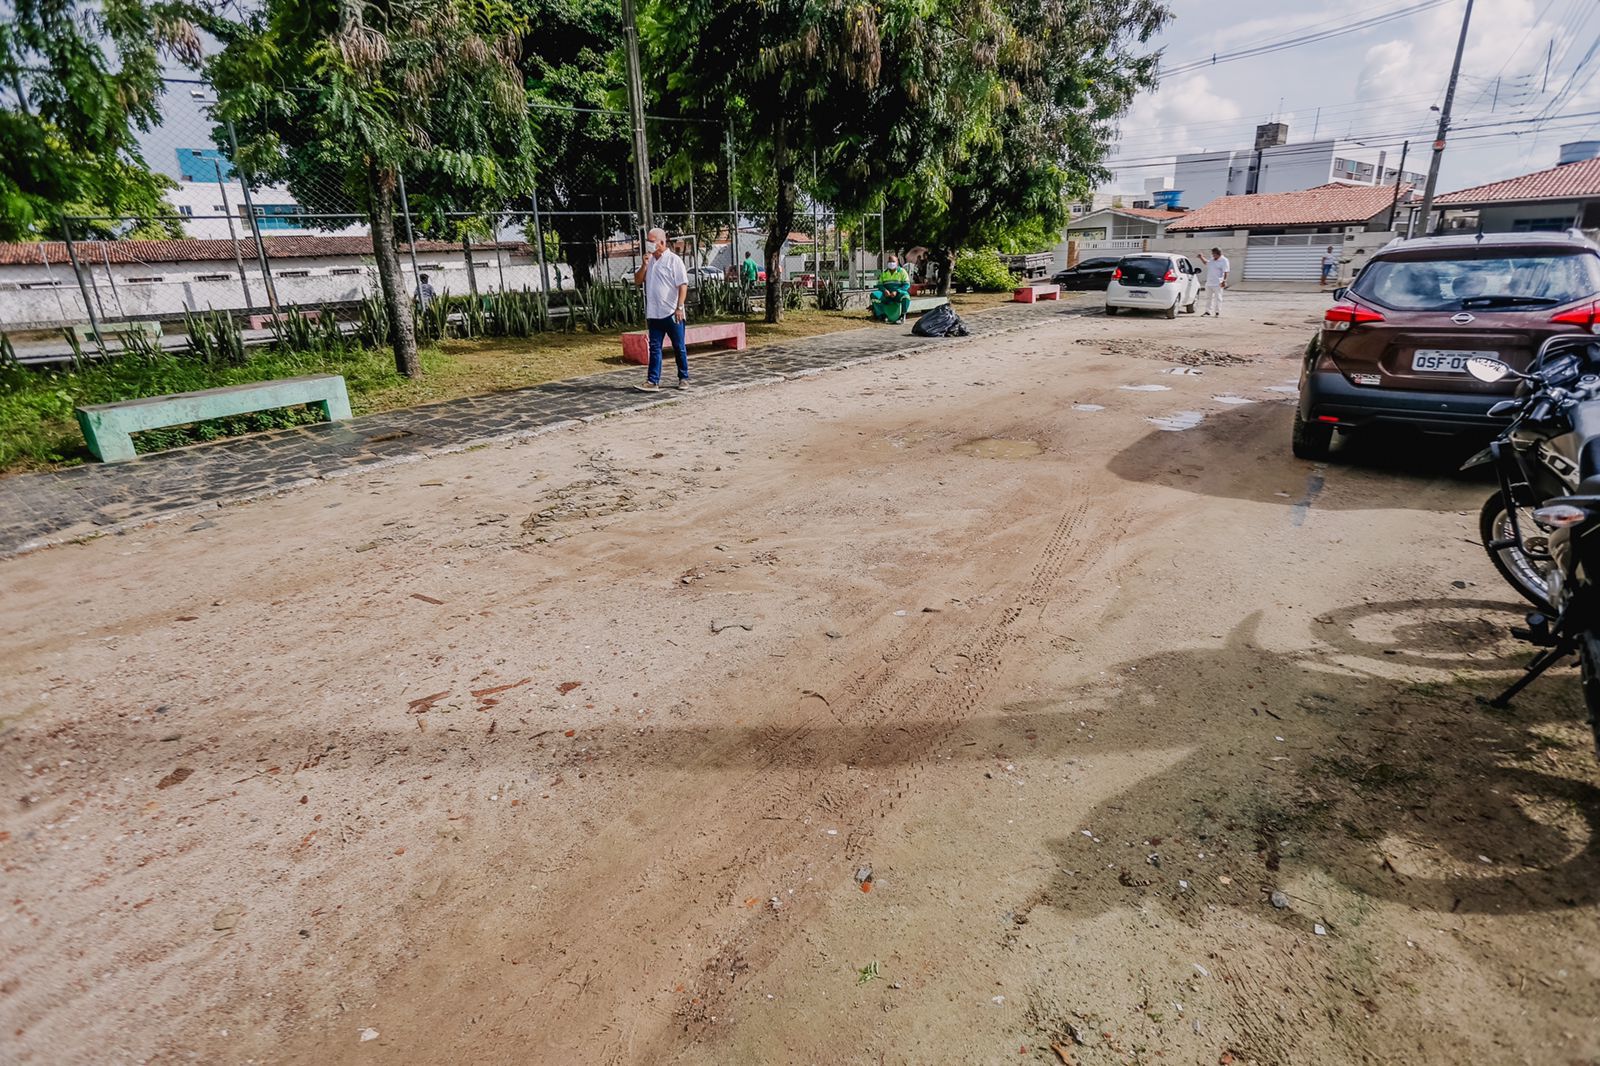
1,79,888,361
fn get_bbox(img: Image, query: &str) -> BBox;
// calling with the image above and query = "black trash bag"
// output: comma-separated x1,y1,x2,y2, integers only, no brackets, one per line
911,303,969,338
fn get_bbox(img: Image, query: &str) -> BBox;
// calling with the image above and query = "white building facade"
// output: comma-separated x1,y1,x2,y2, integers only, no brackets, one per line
1172,124,1425,211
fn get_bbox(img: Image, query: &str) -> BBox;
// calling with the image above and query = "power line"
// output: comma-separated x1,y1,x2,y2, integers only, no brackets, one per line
1159,0,1457,77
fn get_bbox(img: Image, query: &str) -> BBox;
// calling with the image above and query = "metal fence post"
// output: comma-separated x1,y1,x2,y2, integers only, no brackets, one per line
493,212,508,293
59,217,107,358
395,169,423,299
226,120,280,316
530,185,550,293
214,160,254,313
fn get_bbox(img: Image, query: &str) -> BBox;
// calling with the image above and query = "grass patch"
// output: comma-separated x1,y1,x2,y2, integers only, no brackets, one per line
0,295,1018,475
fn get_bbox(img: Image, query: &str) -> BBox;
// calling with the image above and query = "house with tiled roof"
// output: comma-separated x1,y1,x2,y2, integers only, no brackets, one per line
1165,183,1409,234
1433,149,1600,233
1066,206,1184,246
1150,183,1414,285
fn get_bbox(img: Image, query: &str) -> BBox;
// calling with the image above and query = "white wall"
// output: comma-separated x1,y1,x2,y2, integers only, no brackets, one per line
1172,151,1242,209
0,252,563,329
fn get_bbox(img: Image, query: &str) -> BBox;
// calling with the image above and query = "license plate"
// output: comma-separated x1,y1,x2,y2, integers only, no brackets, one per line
1127,290,1147,297
1412,349,1496,373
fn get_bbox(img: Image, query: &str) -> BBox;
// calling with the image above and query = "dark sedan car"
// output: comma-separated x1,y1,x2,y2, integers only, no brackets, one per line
1052,256,1122,291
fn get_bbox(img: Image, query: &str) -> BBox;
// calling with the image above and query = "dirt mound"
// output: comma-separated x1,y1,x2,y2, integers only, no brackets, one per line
1075,337,1259,366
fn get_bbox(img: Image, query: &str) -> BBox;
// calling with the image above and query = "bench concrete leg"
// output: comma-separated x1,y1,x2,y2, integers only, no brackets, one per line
319,379,354,421
75,410,137,464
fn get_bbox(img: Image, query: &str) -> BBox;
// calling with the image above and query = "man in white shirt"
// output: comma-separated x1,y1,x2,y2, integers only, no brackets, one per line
633,227,690,392
1201,248,1230,317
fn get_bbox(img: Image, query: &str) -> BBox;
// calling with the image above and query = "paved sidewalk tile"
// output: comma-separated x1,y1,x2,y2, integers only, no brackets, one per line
0,301,1077,555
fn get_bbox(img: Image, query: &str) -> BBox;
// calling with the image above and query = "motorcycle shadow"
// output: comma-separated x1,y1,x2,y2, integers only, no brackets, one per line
1014,602,1599,923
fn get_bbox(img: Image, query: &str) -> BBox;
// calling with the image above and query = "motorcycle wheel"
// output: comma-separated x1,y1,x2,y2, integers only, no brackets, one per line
1581,633,1600,757
1478,492,1554,610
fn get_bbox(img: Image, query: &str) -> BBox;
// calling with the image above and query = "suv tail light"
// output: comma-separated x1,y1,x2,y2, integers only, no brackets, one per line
1324,303,1385,331
1551,300,1600,332
1111,266,1122,280
1162,269,1178,282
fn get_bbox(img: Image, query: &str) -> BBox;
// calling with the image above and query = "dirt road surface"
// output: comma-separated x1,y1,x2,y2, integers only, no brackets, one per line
3,293,1598,1065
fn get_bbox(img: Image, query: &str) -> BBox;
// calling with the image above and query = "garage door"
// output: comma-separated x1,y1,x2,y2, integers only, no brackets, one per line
1243,235,1331,281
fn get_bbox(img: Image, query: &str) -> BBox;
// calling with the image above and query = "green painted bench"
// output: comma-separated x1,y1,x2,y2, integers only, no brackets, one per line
68,321,162,345
75,373,352,463
907,296,950,314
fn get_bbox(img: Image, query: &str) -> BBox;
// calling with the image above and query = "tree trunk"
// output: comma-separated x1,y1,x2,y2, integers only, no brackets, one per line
764,118,795,325
568,235,598,289
935,248,956,296
366,162,420,378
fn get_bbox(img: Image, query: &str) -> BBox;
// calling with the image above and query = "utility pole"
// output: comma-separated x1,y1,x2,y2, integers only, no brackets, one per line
1418,0,1475,236
621,0,653,236
1387,139,1411,230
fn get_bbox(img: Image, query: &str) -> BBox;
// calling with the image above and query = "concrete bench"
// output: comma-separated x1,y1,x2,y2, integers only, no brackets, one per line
907,296,950,315
247,310,321,330
75,373,352,463
1014,284,1061,303
621,321,747,365
68,321,161,344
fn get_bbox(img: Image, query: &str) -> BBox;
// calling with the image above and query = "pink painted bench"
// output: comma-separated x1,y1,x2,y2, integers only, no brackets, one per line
621,321,747,365
247,310,321,330
1013,284,1061,303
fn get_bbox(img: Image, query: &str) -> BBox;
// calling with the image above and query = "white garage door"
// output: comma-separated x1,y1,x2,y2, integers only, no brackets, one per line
1243,234,1332,281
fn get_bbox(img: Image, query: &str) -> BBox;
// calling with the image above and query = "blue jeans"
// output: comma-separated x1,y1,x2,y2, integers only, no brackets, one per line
647,315,689,384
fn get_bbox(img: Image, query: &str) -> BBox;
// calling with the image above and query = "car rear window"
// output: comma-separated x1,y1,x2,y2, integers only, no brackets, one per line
1352,251,1600,311
1121,257,1169,274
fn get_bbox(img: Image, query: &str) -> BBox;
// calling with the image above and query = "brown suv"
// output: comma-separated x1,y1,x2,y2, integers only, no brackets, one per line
1294,231,1600,459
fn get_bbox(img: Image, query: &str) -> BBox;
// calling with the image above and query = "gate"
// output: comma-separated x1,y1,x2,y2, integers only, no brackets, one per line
1242,234,1334,281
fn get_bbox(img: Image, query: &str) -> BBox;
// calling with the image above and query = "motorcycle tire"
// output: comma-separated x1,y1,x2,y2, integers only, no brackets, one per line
1581,633,1600,757
1478,492,1554,610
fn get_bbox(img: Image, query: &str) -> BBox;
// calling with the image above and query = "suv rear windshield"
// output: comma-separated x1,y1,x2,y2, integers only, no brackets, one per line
1352,251,1600,311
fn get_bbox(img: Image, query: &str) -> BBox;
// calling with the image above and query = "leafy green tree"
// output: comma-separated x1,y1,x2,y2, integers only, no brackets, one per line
642,0,954,322
508,0,635,288
209,0,536,378
0,0,203,240
888,0,1168,293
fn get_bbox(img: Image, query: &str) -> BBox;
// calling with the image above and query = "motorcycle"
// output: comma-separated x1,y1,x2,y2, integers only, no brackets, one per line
1462,334,1600,752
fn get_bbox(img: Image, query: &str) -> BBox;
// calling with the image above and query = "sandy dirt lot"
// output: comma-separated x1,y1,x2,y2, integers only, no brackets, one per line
3,292,1598,1065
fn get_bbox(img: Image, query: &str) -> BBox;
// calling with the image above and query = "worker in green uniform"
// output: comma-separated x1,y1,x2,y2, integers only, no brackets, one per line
870,256,912,324
740,251,759,287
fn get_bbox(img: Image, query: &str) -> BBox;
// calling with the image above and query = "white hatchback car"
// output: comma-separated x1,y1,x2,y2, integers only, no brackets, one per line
1104,253,1201,318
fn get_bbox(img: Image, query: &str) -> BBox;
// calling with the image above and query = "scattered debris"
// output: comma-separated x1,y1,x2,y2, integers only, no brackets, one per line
409,593,445,605
825,630,843,639
407,690,450,714
1270,890,1290,910
1051,1043,1074,1064
1314,924,1328,936
557,681,583,695
156,767,193,790
855,866,873,885
711,619,755,634
359,1028,379,1043
857,961,881,985
212,904,244,931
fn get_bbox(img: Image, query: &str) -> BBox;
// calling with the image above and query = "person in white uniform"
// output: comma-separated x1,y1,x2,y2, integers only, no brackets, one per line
1201,247,1230,317
633,227,690,391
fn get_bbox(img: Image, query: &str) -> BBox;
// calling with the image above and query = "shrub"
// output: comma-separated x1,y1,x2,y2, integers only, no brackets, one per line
953,248,1017,292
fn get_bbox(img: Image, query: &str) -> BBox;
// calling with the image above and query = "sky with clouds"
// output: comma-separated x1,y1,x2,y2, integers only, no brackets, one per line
1107,0,1600,196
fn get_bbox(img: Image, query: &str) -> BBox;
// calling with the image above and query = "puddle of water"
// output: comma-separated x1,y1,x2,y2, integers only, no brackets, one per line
1072,403,1105,412
955,437,1044,459
1212,395,1256,405
1120,384,1172,392
1149,411,1205,432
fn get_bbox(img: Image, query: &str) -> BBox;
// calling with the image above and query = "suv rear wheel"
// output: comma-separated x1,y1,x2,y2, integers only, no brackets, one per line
1291,410,1333,460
